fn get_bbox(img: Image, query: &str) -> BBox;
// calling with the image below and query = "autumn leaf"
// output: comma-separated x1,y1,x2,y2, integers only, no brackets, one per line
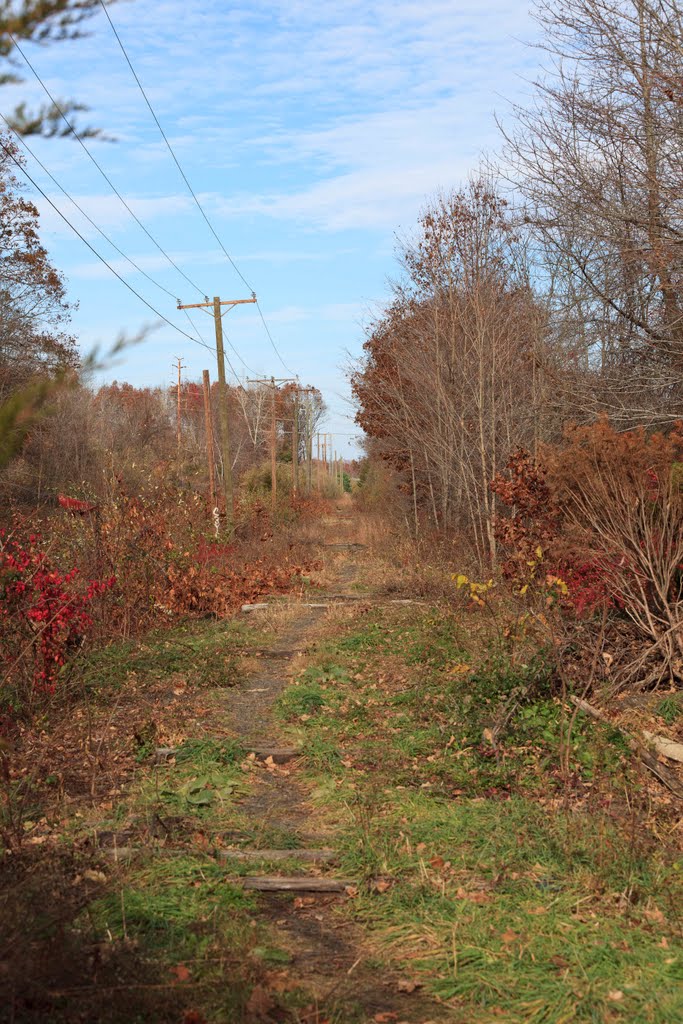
245,984,275,1017
171,963,191,983
397,978,423,993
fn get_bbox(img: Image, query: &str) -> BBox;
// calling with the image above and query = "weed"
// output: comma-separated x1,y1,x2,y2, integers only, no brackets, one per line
656,694,682,726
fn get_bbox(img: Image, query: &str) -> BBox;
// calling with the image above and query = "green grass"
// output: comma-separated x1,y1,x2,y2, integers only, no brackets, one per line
274,604,683,1023
76,617,254,698
338,794,682,1023
134,737,247,826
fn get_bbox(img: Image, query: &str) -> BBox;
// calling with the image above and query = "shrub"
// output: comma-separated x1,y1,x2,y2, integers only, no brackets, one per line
492,420,683,689
0,529,114,715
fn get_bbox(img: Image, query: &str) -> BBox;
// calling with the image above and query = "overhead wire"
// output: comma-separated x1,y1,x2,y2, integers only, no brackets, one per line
0,137,206,346
8,30,206,300
97,1,297,376
0,113,183,305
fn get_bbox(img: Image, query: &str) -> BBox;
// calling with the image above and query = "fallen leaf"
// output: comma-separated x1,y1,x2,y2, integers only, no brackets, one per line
374,879,391,893
373,1014,398,1023
245,984,275,1017
171,964,191,983
429,856,445,871
397,978,423,993
607,990,624,1002
83,869,107,884
345,885,359,898
501,929,518,945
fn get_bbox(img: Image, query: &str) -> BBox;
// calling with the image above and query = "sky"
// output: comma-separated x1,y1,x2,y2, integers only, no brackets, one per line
2,0,540,457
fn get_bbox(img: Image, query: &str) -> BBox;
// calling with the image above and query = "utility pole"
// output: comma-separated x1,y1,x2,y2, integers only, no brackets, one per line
246,377,296,514
202,369,217,515
292,387,299,500
316,432,321,492
305,400,313,494
177,294,256,532
291,385,316,499
173,356,185,449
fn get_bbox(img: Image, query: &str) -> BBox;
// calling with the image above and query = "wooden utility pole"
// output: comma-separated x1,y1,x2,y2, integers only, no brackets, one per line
291,385,316,498
173,356,186,449
202,369,217,513
316,432,321,492
246,377,296,513
306,401,313,494
270,378,277,510
177,294,256,532
292,388,299,500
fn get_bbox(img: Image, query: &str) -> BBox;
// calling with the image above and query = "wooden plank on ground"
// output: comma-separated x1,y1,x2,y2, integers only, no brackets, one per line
250,746,302,764
241,876,355,892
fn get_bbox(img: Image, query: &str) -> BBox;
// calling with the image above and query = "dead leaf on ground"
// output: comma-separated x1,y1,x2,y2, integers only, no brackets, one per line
607,990,624,1002
171,963,191,983
397,978,423,993
245,984,275,1017
501,929,518,945
82,869,107,884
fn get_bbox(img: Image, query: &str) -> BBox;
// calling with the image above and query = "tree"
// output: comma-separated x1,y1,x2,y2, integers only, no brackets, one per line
0,132,76,404
505,0,683,423
0,1,119,138
352,178,546,564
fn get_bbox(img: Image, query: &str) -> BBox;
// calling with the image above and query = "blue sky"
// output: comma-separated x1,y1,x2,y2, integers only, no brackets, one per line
4,0,539,457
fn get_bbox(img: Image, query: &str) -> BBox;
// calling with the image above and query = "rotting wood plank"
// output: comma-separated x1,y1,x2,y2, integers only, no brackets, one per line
153,744,302,765
240,875,355,892
249,745,302,764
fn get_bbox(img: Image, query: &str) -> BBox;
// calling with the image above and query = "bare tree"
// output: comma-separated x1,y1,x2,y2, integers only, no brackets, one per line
504,0,683,422
352,178,547,565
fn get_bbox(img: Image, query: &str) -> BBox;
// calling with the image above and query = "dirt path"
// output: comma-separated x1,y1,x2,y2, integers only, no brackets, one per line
204,503,445,1023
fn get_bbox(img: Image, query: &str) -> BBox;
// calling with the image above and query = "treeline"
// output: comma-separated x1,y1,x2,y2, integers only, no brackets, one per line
1,377,327,508
352,0,683,562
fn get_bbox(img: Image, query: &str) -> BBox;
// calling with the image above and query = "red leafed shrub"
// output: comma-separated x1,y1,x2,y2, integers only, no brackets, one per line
557,560,617,617
0,530,115,706
165,556,321,617
490,448,561,579
493,420,683,687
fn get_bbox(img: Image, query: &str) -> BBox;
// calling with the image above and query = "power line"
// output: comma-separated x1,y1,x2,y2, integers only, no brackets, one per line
98,0,253,295
0,138,203,346
0,113,182,305
8,31,206,300
98,1,297,376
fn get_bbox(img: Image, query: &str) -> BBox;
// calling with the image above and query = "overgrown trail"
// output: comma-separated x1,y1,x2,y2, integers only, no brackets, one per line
192,499,445,1022
4,501,680,1024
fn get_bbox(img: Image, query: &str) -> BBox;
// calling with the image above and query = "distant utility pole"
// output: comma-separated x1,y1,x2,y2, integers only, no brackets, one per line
292,387,299,500
202,369,217,514
177,294,256,532
306,402,313,494
316,432,321,492
246,377,296,513
173,356,186,449
291,385,316,499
